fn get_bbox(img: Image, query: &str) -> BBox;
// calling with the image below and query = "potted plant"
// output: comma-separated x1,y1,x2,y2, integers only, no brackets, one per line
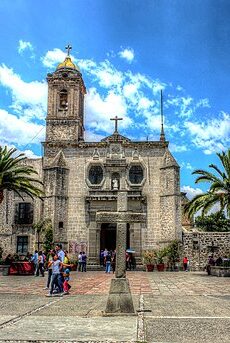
143,250,155,272
166,240,181,271
156,247,168,271
0,251,12,276
68,254,78,271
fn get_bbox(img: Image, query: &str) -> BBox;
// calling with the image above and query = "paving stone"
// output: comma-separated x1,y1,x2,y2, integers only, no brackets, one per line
0,271,229,342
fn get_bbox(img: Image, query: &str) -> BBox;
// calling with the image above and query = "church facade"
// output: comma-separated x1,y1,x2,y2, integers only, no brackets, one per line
0,51,182,264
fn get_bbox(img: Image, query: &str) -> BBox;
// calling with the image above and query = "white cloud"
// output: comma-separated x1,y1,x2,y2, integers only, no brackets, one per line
41,48,77,68
0,109,45,146
23,149,41,159
84,130,105,142
169,143,188,153
0,141,41,159
77,56,179,137
79,59,123,90
85,87,132,133
185,112,230,154
0,64,47,120
180,162,193,170
18,40,33,54
167,95,210,118
118,48,135,63
181,185,203,200
137,97,154,110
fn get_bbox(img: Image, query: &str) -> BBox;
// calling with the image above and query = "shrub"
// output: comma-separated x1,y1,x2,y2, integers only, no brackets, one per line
143,250,156,265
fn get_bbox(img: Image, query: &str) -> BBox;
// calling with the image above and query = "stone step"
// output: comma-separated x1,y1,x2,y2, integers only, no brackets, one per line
86,264,144,271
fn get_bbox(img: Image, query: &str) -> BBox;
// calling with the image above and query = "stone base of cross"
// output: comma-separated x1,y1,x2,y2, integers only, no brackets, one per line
96,191,146,315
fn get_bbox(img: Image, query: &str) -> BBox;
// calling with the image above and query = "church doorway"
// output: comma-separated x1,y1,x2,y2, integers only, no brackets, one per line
100,223,130,251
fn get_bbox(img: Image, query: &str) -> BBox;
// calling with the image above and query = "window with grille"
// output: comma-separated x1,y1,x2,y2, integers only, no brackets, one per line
15,203,33,224
129,165,144,184
17,236,28,254
88,165,103,185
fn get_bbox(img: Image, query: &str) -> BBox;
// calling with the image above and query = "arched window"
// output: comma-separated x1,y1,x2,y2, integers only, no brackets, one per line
129,165,144,184
59,89,68,109
88,165,103,185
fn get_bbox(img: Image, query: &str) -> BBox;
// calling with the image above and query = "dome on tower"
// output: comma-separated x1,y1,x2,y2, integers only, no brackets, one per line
56,56,80,71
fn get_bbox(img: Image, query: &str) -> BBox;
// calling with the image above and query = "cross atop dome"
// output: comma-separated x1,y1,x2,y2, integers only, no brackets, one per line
65,44,72,56
56,44,80,71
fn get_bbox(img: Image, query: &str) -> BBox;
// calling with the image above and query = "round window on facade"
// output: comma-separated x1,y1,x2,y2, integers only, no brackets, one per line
129,165,144,184
88,165,103,185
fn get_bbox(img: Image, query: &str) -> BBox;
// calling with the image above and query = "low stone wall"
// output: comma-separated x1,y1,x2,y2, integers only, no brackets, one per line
210,266,230,277
182,231,230,271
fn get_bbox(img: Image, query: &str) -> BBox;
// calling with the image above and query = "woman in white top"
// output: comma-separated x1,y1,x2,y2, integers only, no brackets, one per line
37,251,45,277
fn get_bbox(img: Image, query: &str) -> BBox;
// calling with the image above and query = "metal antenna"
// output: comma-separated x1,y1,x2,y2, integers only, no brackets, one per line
160,89,165,142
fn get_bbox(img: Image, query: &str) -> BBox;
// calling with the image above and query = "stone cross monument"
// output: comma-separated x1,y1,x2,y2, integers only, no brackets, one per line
96,191,146,314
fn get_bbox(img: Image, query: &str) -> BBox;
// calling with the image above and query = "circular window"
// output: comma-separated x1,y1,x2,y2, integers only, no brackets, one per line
88,165,103,185
129,165,144,184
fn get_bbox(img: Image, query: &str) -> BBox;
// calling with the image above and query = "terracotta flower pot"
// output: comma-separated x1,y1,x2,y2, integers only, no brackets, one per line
157,263,165,272
146,264,154,272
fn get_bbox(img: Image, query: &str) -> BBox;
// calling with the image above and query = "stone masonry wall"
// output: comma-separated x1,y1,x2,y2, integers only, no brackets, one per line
0,158,43,256
182,231,230,270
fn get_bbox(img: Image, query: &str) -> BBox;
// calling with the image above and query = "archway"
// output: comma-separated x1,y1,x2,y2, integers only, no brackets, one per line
100,223,130,251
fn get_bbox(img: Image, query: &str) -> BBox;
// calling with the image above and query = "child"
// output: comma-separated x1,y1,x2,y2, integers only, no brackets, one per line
63,268,71,294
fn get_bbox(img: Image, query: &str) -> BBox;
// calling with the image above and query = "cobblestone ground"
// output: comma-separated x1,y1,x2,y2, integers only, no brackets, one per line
0,270,229,296
0,271,152,295
0,271,229,342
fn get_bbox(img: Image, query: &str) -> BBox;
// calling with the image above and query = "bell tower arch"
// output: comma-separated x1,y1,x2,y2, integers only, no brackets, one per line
45,46,86,143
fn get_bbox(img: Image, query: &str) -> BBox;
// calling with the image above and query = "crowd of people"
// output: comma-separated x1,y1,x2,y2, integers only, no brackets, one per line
4,246,146,297
29,244,73,297
99,249,136,273
100,249,116,273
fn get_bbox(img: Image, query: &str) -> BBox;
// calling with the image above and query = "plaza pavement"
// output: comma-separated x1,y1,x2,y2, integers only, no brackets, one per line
0,271,229,342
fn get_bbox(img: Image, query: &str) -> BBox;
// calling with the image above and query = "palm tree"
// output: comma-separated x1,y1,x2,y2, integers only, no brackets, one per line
184,149,230,219
0,146,44,204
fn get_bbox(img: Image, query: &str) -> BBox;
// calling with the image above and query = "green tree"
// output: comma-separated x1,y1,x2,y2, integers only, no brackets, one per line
184,149,230,218
33,219,53,251
43,225,54,253
195,212,230,232
0,146,43,204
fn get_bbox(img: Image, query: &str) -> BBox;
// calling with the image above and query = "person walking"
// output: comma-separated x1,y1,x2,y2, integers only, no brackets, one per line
103,248,108,267
46,254,63,297
37,251,44,277
55,244,65,262
78,252,82,272
63,268,71,294
183,256,189,272
44,250,53,290
31,250,38,276
81,251,87,272
105,252,111,273
100,250,104,266
111,250,116,274
55,244,65,291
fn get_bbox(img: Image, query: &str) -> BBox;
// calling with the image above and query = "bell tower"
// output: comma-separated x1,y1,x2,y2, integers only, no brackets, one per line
45,45,86,143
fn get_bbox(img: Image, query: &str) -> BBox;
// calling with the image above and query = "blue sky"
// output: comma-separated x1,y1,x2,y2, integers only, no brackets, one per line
0,0,229,199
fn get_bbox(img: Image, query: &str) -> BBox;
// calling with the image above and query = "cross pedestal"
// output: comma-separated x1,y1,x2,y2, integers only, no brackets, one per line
104,191,140,315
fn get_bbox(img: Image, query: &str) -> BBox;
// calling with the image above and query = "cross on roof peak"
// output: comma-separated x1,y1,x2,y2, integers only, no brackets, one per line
110,116,123,133
65,44,72,56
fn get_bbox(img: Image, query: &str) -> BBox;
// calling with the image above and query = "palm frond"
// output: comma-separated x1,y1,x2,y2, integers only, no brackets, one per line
0,146,44,203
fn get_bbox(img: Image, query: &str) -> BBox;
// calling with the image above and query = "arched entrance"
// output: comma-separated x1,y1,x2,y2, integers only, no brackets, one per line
100,223,130,251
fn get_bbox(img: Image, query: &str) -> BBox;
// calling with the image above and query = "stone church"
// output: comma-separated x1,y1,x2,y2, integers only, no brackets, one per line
0,50,183,265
